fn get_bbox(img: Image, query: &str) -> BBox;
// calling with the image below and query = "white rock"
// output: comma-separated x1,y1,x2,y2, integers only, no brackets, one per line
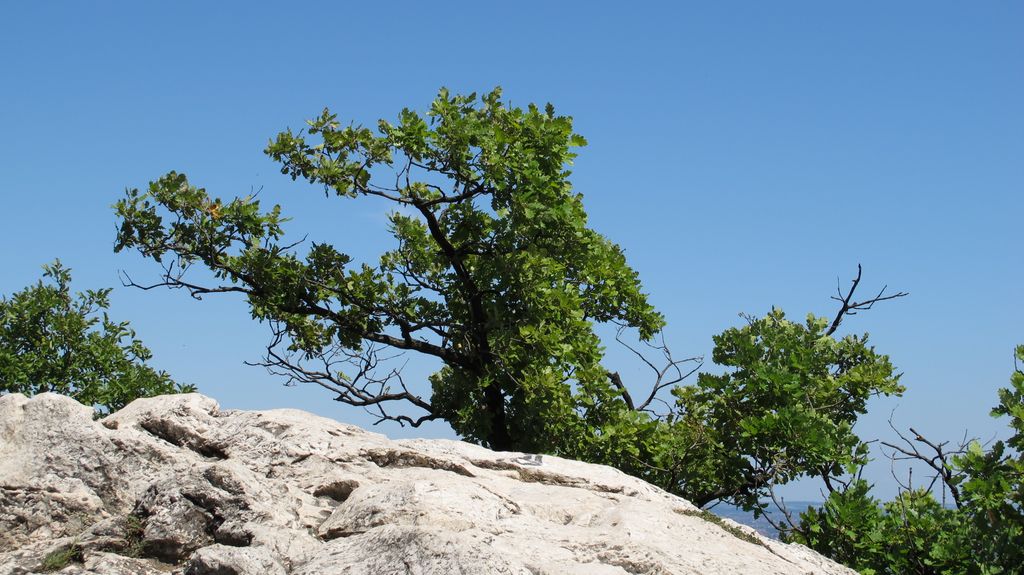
185,544,287,575
0,393,855,574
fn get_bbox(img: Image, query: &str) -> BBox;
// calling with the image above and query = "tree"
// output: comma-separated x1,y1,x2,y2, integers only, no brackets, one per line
786,344,1024,574
113,88,904,513
114,88,663,453
661,307,904,512
0,260,192,414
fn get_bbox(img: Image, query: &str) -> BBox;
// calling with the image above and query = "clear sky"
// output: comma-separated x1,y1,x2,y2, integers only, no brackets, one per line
2,1,1021,500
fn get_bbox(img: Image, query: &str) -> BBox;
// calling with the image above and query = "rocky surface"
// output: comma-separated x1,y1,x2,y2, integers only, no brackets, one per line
0,393,854,574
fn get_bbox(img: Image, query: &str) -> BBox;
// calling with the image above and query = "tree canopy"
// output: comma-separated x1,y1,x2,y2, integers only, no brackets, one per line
114,88,905,513
666,309,903,510
115,88,664,453
0,261,191,414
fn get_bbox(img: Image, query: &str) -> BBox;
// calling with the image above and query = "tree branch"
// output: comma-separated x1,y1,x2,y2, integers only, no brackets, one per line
826,264,908,336
247,327,439,428
880,414,967,509
609,326,702,415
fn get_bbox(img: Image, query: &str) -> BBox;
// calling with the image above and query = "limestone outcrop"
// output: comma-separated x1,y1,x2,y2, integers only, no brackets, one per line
0,393,853,574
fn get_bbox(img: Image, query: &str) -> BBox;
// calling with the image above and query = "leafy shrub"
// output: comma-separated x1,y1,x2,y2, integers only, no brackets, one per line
0,260,192,414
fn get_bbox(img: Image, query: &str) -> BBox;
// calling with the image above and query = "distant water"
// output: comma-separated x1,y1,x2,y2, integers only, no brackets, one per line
710,501,823,539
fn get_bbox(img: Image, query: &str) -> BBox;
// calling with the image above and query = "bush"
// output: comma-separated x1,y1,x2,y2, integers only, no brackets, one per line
788,345,1024,575
0,260,192,414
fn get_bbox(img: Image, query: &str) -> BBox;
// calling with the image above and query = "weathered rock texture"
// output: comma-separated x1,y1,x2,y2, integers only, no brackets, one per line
0,393,853,574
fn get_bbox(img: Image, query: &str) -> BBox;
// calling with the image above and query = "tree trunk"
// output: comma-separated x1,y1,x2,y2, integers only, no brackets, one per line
484,381,512,451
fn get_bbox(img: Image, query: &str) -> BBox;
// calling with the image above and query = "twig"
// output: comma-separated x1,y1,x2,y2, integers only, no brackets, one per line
826,264,908,336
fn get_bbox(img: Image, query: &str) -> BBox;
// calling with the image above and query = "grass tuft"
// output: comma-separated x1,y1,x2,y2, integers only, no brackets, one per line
676,508,766,547
121,514,148,557
39,544,84,572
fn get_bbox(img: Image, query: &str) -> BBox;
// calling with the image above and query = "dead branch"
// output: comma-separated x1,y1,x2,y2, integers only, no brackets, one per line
608,325,702,416
826,264,908,336
763,483,804,536
880,414,968,509
245,324,439,428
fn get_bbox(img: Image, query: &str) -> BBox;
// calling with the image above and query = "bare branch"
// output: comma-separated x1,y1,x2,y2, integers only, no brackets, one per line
764,483,804,537
826,264,908,336
246,325,439,428
609,325,702,416
118,268,251,301
880,413,968,508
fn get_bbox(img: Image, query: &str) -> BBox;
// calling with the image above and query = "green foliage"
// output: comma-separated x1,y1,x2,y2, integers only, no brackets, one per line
114,88,662,452
40,544,83,572
791,481,971,574
112,88,907,524
120,514,149,558
651,309,903,510
0,261,192,414
790,345,1024,575
948,344,1024,572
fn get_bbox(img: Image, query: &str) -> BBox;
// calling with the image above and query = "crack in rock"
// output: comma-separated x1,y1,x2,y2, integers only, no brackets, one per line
139,417,229,460
362,448,476,477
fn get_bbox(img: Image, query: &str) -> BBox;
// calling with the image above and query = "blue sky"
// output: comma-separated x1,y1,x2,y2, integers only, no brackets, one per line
2,2,1021,500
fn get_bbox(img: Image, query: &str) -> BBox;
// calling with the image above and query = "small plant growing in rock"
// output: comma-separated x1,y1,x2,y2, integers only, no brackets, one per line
39,544,83,572
120,513,148,558
676,508,765,548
